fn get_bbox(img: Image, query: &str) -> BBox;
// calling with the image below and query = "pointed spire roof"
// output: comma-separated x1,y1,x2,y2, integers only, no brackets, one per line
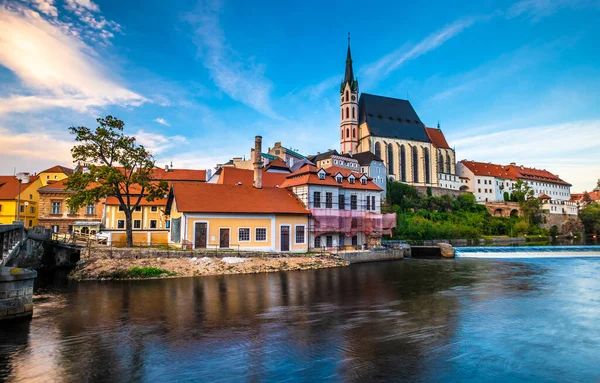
340,35,358,94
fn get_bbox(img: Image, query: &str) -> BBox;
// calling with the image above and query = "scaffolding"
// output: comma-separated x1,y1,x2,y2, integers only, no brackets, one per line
311,209,396,236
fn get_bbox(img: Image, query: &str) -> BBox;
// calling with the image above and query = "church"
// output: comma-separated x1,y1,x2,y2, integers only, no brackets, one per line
339,42,459,191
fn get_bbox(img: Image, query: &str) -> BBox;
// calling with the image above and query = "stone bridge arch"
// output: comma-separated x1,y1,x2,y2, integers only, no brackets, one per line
484,202,521,218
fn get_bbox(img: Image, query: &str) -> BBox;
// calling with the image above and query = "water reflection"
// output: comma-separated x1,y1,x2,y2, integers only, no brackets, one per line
1,258,600,382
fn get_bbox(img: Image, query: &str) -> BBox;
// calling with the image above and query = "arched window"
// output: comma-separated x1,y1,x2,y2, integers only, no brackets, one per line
341,109,343,120
352,108,355,119
424,148,431,184
341,130,344,140
346,128,350,138
399,145,406,182
446,153,451,173
352,128,356,138
412,146,419,183
346,107,349,119
387,144,394,175
439,150,444,173
374,142,381,159
345,90,349,101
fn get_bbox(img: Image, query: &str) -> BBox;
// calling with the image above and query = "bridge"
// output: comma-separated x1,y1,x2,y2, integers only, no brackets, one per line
0,224,26,269
484,202,521,218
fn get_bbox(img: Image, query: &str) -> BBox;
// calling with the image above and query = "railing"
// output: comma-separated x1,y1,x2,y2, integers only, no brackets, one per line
0,224,26,268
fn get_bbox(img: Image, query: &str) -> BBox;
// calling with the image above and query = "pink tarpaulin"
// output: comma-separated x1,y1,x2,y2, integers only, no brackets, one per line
311,209,397,236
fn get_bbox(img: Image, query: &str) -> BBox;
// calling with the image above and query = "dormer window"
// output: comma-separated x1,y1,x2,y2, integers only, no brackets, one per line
348,174,356,184
361,178,367,185
318,169,326,180
336,175,343,183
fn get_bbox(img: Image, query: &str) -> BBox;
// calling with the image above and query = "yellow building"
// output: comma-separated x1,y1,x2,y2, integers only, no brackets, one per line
166,182,310,252
0,174,43,227
37,165,73,186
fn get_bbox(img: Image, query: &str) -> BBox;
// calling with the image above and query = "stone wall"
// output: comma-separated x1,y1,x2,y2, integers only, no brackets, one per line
0,268,36,320
414,186,465,197
341,248,405,264
543,214,584,235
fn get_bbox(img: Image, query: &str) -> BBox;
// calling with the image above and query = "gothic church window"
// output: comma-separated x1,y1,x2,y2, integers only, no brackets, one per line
352,108,355,119
346,107,349,119
374,142,381,159
387,144,394,175
424,148,431,184
446,153,451,173
346,128,350,138
352,129,356,138
399,145,406,182
412,146,419,183
345,90,349,101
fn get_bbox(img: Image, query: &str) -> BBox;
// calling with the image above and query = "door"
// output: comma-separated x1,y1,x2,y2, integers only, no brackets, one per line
219,228,230,248
280,226,290,252
194,222,207,249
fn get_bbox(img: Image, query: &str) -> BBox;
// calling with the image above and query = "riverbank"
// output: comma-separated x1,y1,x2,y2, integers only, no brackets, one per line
70,254,348,280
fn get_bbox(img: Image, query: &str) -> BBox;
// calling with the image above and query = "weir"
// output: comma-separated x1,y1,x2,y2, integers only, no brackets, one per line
455,246,600,259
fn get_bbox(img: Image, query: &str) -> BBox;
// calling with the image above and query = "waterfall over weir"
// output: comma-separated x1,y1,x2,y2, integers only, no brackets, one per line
455,246,600,259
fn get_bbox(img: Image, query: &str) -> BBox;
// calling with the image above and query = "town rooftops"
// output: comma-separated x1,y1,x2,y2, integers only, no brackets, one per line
217,167,289,187
169,183,309,214
281,164,382,191
105,196,169,206
307,149,339,163
38,178,69,192
460,160,571,186
150,168,206,182
263,158,291,172
351,151,384,166
0,175,40,200
425,127,451,149
358,93,431,143
39,165,74,175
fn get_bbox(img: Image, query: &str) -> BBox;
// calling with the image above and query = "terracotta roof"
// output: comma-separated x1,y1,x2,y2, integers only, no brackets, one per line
171,183,309,214
571,191,600,202
105,196,168,206
460,160,571,186
150,168,206,182
425,128,451,149
39,178,70,192
0,175,40,200
281,165,382,191
39,165,73,175
539,193,551,200
217,167,288,188
264,158,290,172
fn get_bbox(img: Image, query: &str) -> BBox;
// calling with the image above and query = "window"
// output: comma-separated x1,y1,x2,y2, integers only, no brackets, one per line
28,220,32,227
361,178,367,185
165,220,170,229
51,225,59,233
29,194,32,199
326,236,333,247
20,205,24,213
478,179,481,184
349,176,355,184
54,175,57,179
150,220,157,229
346,107,349,119
151,206,158,212
134,220,141,229
314,192,321,208
0,205,2,212
351,195,358,210
371,196,376,210
46,175,50,180
325,192,333,208
345,90,349,101
255,228,267,242
338,194,345,210
366,196,371,210
336,175,342,183
238,228,250,242
118,205,124,211
318,171,326,180
117,220,125,229
30,206,35,213
86,205,95,215
352,235,358,246
314,235,321,248
352,108,355,119
295,226,305,244
51,201,61,214
346,128,350,138
478,188,481,193
135,206,141,212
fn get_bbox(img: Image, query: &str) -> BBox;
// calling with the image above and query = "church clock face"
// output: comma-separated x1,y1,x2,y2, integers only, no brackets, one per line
351,95,356,101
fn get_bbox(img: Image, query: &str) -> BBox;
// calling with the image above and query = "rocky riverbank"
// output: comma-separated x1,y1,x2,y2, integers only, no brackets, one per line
70,254,348,280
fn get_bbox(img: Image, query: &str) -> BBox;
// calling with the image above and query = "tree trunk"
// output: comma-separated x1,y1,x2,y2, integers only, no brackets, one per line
125,209,133,247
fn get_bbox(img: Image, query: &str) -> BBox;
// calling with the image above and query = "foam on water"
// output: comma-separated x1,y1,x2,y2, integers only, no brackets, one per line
455,245,600,259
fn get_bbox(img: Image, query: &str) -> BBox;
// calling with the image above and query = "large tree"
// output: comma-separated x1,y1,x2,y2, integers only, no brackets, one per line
66,116,168,247
511,180,543,225
579,203,600,236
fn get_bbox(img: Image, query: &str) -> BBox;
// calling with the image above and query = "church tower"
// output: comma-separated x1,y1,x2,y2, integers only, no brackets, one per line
340,38,359,154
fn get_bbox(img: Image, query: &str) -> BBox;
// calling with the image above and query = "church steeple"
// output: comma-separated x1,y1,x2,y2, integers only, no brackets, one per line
340,35,359,154
341,34,358,94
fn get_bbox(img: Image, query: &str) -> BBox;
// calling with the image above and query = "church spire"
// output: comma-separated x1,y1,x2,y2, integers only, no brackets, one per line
344,34,354,84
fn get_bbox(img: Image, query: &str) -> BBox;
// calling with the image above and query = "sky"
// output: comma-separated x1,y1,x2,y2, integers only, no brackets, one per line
0,0,599,192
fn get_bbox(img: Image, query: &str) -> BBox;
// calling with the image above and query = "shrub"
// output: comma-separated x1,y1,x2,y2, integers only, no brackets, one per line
128,267,175,278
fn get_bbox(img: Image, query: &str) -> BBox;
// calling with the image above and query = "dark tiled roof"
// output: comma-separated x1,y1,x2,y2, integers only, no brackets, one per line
307,150,339,163
351,151,383,166
359,93,431,143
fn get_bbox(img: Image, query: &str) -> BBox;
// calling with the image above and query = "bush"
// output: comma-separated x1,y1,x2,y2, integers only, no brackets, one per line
128,267,176,278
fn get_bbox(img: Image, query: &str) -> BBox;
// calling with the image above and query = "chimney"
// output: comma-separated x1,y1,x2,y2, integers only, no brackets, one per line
253,135,263,189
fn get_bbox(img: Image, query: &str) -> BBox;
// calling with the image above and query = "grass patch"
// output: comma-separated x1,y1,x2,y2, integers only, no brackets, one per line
128,267,176,278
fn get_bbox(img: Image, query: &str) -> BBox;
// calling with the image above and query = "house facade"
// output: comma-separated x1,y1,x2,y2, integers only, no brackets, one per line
281,164,396,250
0,174,42,227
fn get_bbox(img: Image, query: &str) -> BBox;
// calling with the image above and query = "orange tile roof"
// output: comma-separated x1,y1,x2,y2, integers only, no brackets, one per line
38,178,70,192
0,175,40,200
172,183,309,214
217,167,288,188
571,191,600,202
264,158,290,172
539,193,551,200
281,164,382,191
39,165,73,175
151,168,206,182
460,160,571,186
105,196,169,206
425,128,451,149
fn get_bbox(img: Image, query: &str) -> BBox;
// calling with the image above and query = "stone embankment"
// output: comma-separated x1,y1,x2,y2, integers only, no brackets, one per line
0,267,37,320
71,248,348,280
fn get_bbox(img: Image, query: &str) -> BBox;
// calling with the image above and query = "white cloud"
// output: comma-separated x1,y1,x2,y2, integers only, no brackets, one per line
135,130,187,155
154,118,170,127
28,0,57,17
189,0,279,119
507,0,598,20
0,4,146,115
65,0,99,12
361,17,480,87
454,120,600,192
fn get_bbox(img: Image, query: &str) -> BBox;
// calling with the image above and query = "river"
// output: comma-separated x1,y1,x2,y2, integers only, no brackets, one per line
1,257,599,382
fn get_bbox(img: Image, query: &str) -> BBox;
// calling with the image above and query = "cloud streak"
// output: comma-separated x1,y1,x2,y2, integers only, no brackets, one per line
154,118,170,127
188,0,279,119
0,4,146,115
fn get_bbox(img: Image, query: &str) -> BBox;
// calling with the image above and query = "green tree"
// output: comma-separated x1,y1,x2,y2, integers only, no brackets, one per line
511,180,543,225
582,192,592,205
579,204,600,235
66,116,168,247
549,225,559,238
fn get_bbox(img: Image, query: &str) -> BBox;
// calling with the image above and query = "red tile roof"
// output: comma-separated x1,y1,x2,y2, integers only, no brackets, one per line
459,160,571,186
150,168,206,182
38,178,70,192
39,165,73,175
539,193,551,200
0,175,40,200
281,165,382,191
571,191,600,202
218,167,288,188
105,196,169,206
425,128,451,149
264,158,290,172
172,183,309,214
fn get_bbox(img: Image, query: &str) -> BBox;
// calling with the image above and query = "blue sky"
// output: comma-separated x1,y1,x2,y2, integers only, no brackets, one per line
0,0,599,191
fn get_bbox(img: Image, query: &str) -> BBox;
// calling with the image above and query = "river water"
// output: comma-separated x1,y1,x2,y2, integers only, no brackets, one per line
1,257,600,382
